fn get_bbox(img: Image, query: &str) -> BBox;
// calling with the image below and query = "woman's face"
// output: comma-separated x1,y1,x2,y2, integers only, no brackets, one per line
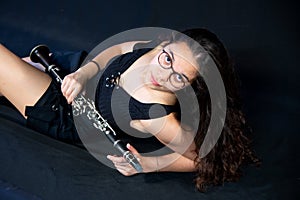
145,41,198,92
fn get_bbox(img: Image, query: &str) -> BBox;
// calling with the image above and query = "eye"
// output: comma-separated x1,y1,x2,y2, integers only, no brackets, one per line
174,74,184,83
164,53,172,64
169,73,186,88
159,50,172,67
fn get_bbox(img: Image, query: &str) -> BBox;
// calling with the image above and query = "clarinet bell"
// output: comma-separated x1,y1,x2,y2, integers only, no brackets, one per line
29,44,51,65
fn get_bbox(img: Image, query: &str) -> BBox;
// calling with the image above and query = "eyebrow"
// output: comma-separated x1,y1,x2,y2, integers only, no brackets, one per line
169,49,175,62
166,49,190,82
181,73,190,82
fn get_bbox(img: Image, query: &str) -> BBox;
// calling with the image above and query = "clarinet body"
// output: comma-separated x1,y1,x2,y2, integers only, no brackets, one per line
29,45,143,173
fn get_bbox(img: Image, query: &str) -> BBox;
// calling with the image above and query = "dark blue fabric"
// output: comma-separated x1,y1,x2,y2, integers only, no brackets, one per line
0,0,298,199
50,50,88,73
0,180,41,200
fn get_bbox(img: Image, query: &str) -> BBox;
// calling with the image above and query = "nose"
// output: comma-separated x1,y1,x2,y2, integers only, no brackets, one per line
155,68,170,84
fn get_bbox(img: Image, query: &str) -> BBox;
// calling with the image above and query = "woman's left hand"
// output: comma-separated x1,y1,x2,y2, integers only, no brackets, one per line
107,144,145,176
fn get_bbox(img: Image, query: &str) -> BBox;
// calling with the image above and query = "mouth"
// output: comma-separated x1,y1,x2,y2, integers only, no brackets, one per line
150,74,160,86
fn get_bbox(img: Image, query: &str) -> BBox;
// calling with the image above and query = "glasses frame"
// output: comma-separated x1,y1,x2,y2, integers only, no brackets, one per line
157,49,190,89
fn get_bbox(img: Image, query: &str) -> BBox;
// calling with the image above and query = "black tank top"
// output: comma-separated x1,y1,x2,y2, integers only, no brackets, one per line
95,48,178,153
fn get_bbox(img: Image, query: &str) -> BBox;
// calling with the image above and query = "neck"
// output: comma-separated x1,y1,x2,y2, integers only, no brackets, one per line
119,48,177,105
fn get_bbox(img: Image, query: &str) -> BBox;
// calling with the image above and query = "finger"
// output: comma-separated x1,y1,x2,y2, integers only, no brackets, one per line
126,143,139,155
65,89,74,103
61,79,72,96
65,82,76,96
107,155,126,163
61,76,67,89
114,162,131,167
68,86,81,103
115,164,132,172
61,75,71,92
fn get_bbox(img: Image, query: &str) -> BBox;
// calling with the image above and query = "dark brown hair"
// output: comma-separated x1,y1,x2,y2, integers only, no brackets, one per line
175,28,261,192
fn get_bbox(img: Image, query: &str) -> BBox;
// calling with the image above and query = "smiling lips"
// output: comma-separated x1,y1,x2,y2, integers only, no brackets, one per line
151,74,160,86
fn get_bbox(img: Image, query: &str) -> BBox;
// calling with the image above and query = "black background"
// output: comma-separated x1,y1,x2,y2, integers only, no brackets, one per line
0,0,299,199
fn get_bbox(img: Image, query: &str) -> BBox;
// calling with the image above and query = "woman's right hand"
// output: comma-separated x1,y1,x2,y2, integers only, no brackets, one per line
61,68,88,104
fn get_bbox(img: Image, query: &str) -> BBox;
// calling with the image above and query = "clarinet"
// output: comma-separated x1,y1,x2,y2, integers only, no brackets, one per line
29,44,143,173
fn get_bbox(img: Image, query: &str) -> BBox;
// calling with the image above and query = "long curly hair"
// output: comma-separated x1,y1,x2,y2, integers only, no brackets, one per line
172,28,261,192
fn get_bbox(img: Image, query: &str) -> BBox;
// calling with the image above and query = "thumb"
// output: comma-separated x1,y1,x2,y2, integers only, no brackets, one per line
127,143,139,155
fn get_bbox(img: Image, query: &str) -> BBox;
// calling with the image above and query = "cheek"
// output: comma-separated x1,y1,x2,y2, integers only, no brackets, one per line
147,62,163,77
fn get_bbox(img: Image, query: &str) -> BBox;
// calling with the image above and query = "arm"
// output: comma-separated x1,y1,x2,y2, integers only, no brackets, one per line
138,113,198,160
148,152,196,173
61,41,148,103
107,144,196,176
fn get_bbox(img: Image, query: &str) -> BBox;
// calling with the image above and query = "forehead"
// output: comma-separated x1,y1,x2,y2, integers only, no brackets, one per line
165,42,199,78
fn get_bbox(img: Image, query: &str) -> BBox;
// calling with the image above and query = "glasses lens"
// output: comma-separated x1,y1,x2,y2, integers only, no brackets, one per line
158,51,172,69
169,73,186,89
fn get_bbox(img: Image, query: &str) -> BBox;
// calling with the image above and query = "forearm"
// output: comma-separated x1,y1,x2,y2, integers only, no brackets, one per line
144,152,197,173
107,144,196,176
76,61,99,80
78,41,141,80
140,113,198,160
157,133,197,161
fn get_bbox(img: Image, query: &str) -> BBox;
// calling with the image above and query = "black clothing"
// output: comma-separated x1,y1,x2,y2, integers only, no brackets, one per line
23,48,177,152
25,80,81,145
25,51,87,146
95,48,178,152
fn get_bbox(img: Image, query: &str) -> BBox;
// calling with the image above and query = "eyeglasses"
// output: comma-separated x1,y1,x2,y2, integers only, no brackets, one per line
158,49,189,89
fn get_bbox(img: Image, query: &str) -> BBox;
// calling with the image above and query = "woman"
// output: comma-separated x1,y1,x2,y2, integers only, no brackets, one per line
0,28,260,191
